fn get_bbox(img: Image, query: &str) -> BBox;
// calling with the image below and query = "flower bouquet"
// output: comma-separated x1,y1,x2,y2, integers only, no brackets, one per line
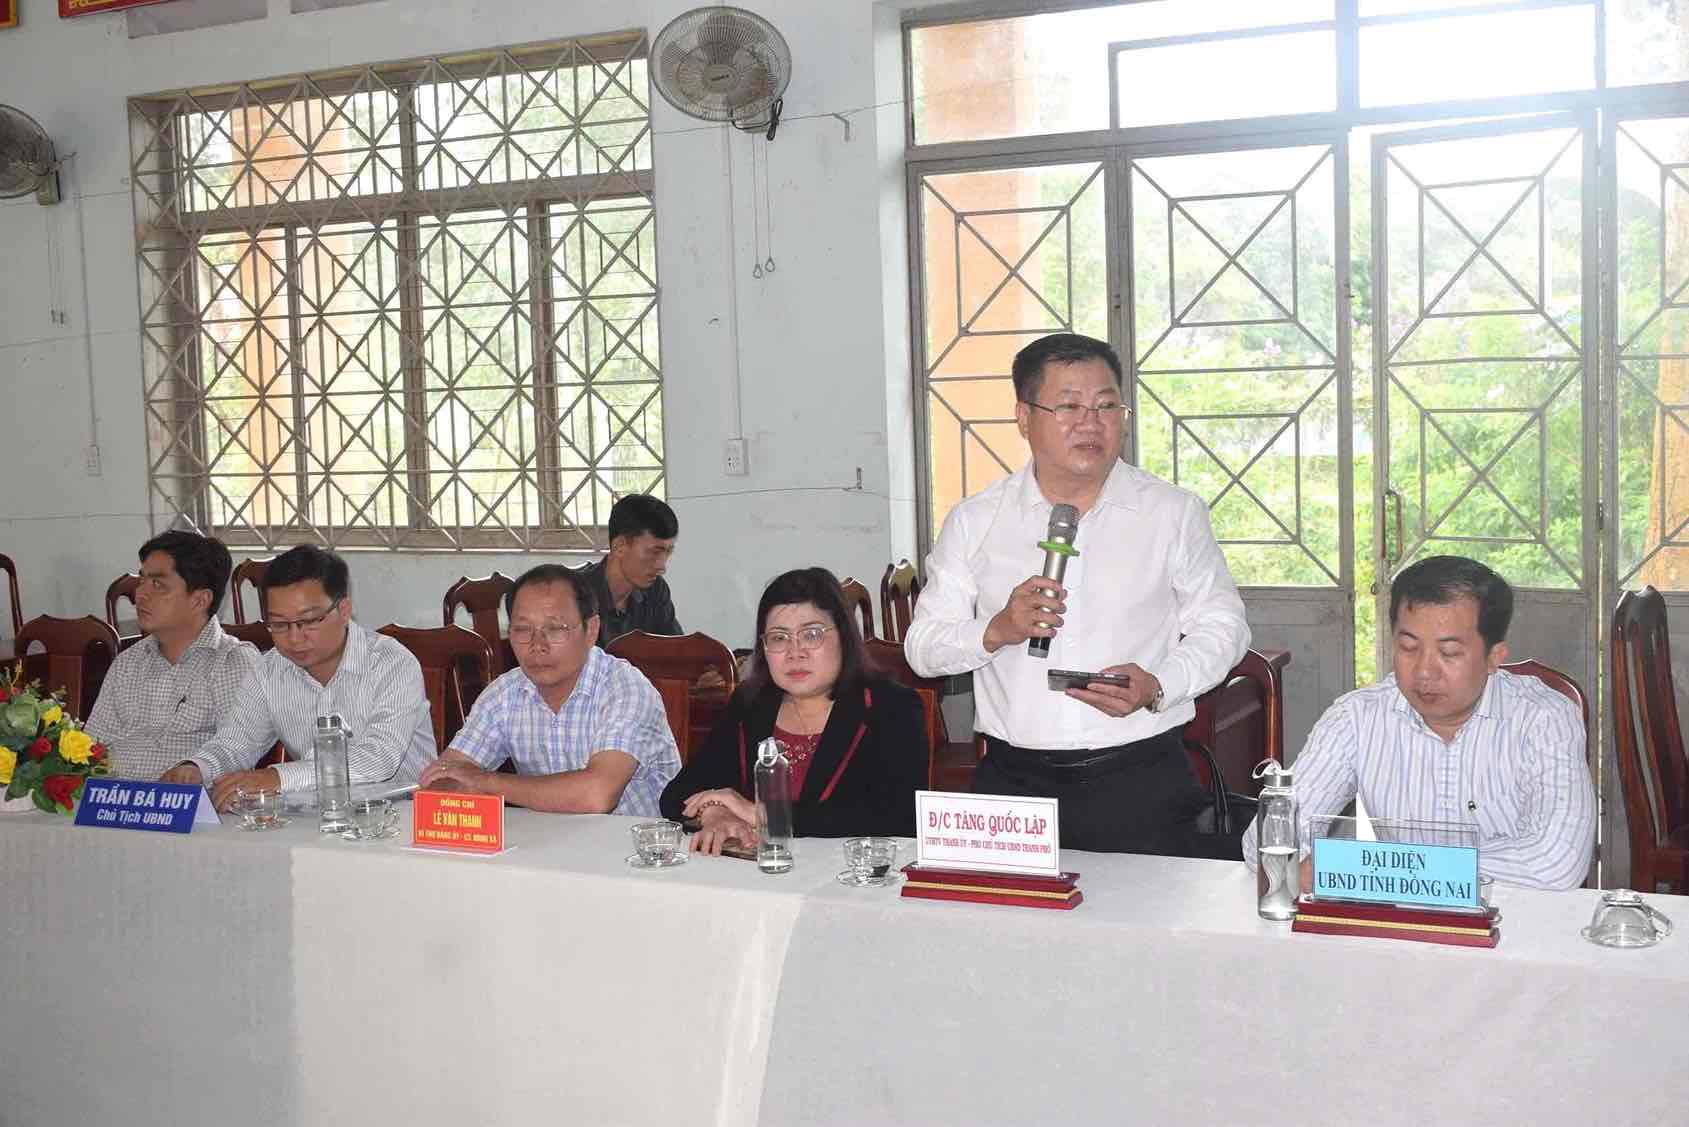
0,665,109,814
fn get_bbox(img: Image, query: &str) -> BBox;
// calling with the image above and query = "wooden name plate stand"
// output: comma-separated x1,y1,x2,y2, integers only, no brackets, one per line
900,865,1083,910
1291,895,1500,948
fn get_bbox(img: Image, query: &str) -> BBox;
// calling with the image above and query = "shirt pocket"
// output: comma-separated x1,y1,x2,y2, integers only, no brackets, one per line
1472,773,1522,840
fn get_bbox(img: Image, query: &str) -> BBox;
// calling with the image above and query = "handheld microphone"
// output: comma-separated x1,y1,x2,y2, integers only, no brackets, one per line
1027,503,1079,659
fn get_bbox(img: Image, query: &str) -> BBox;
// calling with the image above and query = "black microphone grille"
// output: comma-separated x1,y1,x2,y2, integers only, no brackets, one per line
1047,503,1079,539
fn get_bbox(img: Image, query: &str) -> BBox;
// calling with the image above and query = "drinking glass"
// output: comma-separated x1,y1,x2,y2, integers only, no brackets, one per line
1582,889,1673,948
233,785,286,831
837,836,899,886
344,797,397,841
629,820,686,868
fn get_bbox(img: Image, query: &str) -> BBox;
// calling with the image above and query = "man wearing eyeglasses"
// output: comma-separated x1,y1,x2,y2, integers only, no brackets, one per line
417,564,679,815
906,332,1251,857
161,545,436,811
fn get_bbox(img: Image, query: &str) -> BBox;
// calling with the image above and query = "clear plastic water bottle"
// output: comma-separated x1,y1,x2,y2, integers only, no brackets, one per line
754,737,794,874
314,713,353,834
1253,759,1298,921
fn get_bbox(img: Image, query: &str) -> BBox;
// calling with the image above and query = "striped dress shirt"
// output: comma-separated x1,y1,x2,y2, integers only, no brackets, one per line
1242,670,1596,890
450,646,679,817
190,620,437,794
83,618,260,781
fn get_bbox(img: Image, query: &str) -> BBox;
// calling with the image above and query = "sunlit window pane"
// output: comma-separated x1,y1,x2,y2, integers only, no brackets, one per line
1115,32,1336,129
1359,6,1595,107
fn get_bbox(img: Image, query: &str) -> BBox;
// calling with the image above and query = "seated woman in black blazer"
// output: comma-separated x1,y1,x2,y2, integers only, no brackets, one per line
660,567,927,854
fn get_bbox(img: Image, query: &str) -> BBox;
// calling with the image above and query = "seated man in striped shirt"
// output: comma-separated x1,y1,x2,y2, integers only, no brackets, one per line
161,545,436,811
418,563,680,816
1243,555,1595,891
84,531,260,780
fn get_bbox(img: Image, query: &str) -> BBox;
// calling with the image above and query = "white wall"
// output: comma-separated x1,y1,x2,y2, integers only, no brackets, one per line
0,0,920,646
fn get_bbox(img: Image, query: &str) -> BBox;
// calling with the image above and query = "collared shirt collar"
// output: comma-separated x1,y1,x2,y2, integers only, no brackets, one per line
282,617,367,687
1014,457,1139,520
588,558,645,611
516,643,605,711
140,615,225,664
1386,670,1503,734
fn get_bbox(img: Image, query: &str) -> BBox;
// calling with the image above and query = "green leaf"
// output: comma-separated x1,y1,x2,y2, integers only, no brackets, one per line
31,788,54,814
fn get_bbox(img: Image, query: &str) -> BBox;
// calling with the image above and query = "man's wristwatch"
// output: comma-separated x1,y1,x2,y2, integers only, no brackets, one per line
1145,679,1165,713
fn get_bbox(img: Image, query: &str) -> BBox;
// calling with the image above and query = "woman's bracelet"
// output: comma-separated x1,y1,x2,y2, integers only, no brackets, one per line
696,797,728,813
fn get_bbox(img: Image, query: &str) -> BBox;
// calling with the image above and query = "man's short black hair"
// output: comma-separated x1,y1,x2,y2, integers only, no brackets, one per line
1389,555,1514,650
608,494,679,543
138,530,233,620
505,563,598,625
262,545,351,602
1011,333,1124,404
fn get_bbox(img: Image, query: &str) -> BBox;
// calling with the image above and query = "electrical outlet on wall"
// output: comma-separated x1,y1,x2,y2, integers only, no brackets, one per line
724,437,748,476
84,444,102,476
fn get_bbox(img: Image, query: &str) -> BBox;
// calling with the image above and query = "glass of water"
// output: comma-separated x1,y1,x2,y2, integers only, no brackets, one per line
343,797,397,841
629,820,685,868
837,836,899,886
232,784,286,831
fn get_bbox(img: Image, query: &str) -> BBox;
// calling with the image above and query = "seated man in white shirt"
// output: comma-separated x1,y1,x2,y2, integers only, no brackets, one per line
84,531,260,780
161,545,436,811
906,332,1251,856
418,564,679,816
1242,556,1595,890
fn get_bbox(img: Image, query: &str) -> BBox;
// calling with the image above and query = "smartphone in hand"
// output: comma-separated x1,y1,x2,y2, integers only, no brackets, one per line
1047,669,1132,692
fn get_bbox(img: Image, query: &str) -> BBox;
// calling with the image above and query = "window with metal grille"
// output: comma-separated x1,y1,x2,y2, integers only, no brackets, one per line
129,32,664,550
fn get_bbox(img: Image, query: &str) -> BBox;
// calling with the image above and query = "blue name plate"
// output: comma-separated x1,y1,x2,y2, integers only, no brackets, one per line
1312,838,1480,909
74,780,220,834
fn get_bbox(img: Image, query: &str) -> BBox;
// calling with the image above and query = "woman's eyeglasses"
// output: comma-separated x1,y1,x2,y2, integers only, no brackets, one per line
763,624,836,654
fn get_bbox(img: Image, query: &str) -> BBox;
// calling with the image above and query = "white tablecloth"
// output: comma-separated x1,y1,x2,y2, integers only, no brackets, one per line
4,811,1687,1127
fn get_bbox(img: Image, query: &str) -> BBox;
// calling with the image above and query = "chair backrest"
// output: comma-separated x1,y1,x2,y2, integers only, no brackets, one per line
222,620,276,654
1500,658,1589,736
880,560,922,643
862,636,947,754
1611,587,1689,889
650,676,693,765
1229,648,1286,766
0,552,20,637
14,615,120,718
606,630,737,691
442,572,515,674
376,624,497,751
839,577,876,640
229,557,275,626
106,573,140,631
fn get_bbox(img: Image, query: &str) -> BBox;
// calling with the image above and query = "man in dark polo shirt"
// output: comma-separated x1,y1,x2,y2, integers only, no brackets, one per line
585,494,683,648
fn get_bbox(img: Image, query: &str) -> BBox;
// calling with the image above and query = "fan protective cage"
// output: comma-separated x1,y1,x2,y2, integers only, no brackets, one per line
0,104,54,199
652,5,791,124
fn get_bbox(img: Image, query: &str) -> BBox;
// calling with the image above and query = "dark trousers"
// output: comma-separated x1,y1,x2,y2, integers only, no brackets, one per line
974,727,1239,859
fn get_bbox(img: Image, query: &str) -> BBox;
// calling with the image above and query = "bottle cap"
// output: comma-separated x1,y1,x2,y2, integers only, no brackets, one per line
315,714,344,731
756,737,782,766
1252,759,1291,788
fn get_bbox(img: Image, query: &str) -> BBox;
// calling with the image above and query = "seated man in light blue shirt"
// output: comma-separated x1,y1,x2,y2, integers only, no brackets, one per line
1243,555,1595,891
419,563,679,816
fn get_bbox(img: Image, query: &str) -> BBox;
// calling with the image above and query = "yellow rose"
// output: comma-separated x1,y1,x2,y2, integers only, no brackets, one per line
58,728,92,765
41,705,63,728
0,747,14,785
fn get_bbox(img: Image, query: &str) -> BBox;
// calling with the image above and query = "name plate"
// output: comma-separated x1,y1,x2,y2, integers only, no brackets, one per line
1312,838,1480,909
74,780,220,834
412,790,505,854
914,790,1059,876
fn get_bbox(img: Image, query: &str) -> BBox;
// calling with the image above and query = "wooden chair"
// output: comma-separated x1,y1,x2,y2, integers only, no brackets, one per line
606,631,737,753
0,553,21,661
862,637,948,787
880,560,922,643
839,577,876,640
13,615,119,718
1611,587,1689,894
651,676,693,765
377,624,498,751
1183,648,1290,797
443,572,515,674
222,621,276,654
229,557,275,626
105,573,143,651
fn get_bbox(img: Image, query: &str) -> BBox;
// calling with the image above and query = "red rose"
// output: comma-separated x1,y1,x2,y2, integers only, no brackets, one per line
43,773,83,810
28,738,51,761
0,686,9,702
90,743,106,762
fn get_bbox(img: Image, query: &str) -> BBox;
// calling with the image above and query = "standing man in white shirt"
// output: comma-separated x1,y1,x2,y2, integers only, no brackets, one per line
905,333,1250,856
161,545,436,811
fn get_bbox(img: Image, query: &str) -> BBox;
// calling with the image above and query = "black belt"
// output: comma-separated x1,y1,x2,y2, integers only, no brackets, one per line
982,734,1151,781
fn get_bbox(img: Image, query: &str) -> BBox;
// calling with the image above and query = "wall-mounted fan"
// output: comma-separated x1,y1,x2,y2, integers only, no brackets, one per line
652,5,792,138
0,105,61,205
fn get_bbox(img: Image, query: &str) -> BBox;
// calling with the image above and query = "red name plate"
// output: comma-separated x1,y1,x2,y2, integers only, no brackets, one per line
412,790,505,854
60,0,174,17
